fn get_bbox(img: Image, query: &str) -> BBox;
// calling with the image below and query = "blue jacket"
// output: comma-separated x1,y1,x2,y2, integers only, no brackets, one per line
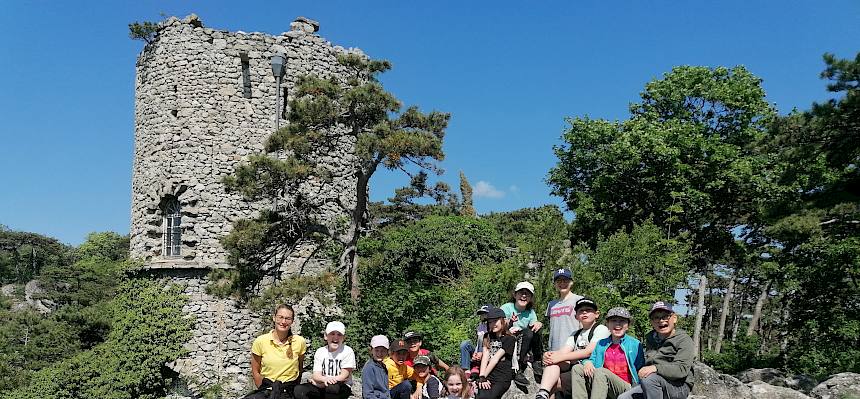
585,334,646,385
362,359,389,399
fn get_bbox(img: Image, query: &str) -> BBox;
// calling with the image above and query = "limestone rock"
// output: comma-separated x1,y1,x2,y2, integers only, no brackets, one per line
749,381,812,399
24,280,53,314
737,368,817,393
811,373,860,399
738,368,787,385
691,362,753,399
1,284,14,297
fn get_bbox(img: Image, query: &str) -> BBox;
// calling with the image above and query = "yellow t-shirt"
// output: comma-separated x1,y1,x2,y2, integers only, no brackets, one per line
251,331,308,382
383,357,414,389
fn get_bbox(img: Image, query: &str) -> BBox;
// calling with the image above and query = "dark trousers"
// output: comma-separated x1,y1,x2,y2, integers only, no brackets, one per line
476,380,511,399
390,380,414,399
518,329,544,369
244,378,299,399
617,374,690,399
294,382,351,399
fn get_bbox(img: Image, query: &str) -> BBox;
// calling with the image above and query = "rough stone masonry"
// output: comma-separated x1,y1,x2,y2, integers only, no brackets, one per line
130,14,359,395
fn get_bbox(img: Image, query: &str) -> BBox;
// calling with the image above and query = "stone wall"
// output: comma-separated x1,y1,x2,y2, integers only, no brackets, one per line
130,14,359,268
130,14,360,397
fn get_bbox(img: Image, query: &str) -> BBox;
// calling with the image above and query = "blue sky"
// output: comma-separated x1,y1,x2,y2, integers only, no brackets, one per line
1,1,858,245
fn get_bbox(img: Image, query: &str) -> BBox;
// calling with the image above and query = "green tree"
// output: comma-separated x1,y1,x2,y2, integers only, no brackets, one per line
344,215,507,364
0,230,73,284
758,52,860,378
75,232,129,262
224,54,449,299
565,221,691,338
548,65,778,356
127,21,159,44
459,171,476,217
369,171,459,229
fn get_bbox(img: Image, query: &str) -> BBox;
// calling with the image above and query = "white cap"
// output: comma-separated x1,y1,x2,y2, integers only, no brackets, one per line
370,335,389,349
514,281,535,294
325,321,346,335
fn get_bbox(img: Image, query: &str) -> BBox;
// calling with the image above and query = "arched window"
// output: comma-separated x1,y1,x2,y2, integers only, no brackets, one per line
161,196,181,257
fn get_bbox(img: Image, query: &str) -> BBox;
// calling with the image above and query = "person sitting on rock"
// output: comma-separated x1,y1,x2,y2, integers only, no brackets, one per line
414,355,444,399
404,331,450,374
578,307,645,399
362,335,392,399
459,305,490,378
476,306,516,399
617,301,694,399
294,321,356,399
245,304,308,399
385,339,417,399
501,281,544,392
535,297,610,399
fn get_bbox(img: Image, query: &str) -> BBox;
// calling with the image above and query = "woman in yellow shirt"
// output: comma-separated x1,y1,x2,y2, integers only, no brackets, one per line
244,304,308,399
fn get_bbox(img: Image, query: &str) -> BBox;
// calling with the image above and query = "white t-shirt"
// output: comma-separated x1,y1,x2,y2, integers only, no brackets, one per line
564,324,610,351
312,345,356,386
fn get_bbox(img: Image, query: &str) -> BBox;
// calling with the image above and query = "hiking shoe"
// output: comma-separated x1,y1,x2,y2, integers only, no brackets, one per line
532,360,544,380
513,371,529,393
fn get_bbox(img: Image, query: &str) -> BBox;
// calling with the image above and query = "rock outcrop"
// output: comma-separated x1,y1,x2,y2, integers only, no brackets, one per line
811,373,860,399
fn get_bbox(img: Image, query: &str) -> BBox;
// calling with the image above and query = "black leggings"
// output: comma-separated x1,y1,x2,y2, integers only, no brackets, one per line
518,328,544,368
294,382,351,399
476,380,511,399
243,378,299,399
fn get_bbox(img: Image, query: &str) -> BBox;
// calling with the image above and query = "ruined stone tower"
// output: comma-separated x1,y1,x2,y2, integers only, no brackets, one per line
130,14,358,395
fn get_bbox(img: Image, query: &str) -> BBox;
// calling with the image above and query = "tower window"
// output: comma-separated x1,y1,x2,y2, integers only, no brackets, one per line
161,196,181,257
241,53,252,99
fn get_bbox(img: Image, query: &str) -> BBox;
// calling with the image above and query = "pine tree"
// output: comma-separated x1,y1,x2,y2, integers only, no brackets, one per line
459,171,476,217
224,54,449,299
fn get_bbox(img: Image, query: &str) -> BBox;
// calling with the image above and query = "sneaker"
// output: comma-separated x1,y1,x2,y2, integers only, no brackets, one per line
535,389,550,399
513,371,529,393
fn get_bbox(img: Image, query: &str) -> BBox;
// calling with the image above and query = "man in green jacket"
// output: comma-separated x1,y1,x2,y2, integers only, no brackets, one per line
617,301,693,399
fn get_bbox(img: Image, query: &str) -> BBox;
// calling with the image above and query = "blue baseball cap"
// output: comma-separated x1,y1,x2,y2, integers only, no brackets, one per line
553,268,572,280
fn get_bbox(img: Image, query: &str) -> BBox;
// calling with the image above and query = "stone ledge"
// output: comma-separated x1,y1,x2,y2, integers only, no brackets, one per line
139,258,234,270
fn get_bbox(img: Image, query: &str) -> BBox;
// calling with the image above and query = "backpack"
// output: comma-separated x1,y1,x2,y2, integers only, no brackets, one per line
572,326,595,349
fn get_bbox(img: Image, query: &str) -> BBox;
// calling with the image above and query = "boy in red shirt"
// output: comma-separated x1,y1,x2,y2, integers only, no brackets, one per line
579,307,645,399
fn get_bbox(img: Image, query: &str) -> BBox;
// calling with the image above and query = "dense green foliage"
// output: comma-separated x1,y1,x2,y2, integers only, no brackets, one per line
567,222,691,338
0,228,73,284
343,215,513,364
548,53,860,379
3,279,191,399
0,232,191,398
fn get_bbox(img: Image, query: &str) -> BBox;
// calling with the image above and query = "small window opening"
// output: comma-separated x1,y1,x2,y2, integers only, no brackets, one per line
161,196,181,257
241,53,252,99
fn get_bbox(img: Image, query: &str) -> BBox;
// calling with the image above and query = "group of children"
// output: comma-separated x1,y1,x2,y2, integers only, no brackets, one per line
244,268,694,399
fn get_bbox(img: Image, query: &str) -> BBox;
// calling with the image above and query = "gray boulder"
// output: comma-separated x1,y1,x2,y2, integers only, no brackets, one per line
692,362,753,399
811,372,860,399
737,367,818,394
749,380,812,399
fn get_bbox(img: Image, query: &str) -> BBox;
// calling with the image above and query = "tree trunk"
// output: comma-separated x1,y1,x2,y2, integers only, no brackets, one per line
714,277,735,353
747,281,770,336
692,273,707,360
345,173,371,302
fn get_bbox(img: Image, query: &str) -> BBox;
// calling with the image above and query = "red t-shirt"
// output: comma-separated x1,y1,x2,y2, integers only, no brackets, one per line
603,343,632,384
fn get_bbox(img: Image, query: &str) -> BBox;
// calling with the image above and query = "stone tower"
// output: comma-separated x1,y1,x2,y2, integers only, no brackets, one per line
130,14,358,395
